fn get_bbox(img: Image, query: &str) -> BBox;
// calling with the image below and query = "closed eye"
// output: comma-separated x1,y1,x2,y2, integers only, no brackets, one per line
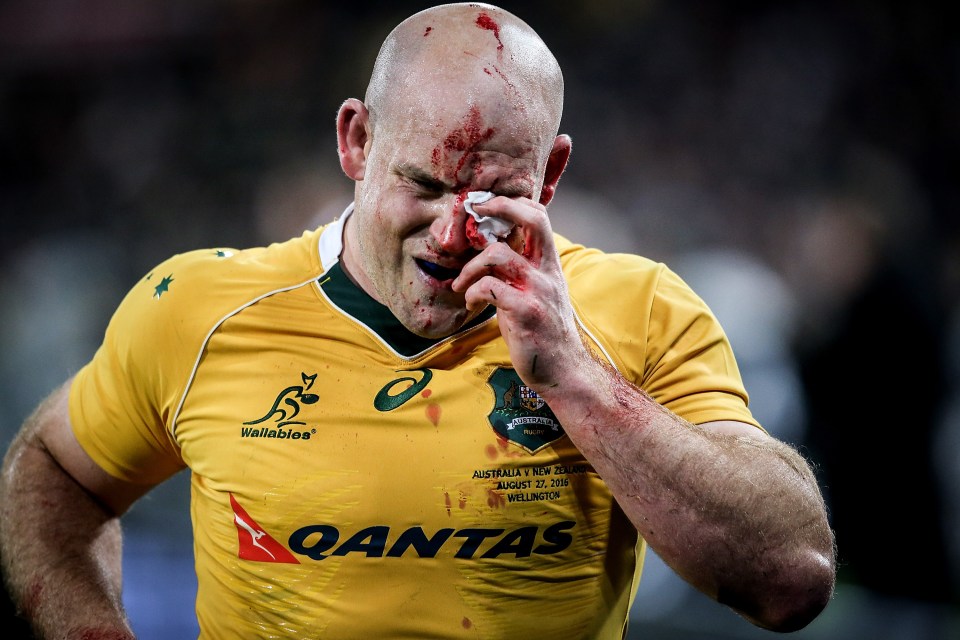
410,178,445,198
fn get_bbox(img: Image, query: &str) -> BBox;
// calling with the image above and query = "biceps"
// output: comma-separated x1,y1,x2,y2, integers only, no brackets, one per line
29,378,156,515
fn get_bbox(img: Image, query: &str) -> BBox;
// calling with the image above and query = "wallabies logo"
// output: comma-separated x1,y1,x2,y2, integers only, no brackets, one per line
487,368,564,454
241,372,319,441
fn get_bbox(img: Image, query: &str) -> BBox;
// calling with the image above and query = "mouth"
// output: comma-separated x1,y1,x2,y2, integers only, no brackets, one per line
415,258,462,283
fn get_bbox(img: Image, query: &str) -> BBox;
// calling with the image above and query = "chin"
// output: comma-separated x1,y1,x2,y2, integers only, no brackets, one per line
408,318,459,340
404,308,471,340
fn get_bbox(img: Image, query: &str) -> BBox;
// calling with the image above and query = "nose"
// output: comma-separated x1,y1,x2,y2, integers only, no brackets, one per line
429,193,471,254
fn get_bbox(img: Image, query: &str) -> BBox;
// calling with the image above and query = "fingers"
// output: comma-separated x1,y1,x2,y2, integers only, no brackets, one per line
452,194,562,311
454,238,563,315
467,195,554,266
453,241,527,293
461,274,519,312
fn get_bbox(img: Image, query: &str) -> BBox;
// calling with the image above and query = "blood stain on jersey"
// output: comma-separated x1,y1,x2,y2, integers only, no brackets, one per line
484,433,522,460
426,402,442,426
443,490,469,516
486,488,506,509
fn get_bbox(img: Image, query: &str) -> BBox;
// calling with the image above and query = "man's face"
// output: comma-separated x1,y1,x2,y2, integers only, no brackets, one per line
346,102,545,339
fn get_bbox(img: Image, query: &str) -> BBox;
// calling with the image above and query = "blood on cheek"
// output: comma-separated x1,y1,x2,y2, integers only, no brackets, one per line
464,216,486,250
454,191,467,215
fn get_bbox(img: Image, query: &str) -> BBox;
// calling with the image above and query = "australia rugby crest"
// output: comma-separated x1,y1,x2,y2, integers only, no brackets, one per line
487,368,564,453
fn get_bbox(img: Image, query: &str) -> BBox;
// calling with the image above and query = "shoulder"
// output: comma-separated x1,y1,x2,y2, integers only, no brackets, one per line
555,233,663,277
554,233,674,310
552,233,716,373
146,228,325,300
134,229,324,319
102,228,327,365
553,236,756,426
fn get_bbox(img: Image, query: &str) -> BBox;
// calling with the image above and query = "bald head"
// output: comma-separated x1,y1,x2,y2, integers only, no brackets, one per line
365,3,564,145
334,3,572,338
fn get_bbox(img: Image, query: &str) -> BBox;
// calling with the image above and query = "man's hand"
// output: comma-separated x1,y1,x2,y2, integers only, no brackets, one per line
452,195,594,389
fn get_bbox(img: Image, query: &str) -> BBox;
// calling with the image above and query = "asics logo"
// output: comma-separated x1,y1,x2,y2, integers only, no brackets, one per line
374,368,433,411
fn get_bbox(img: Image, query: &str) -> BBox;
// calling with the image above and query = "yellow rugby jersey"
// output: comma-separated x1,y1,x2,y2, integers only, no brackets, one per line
70,207,757,639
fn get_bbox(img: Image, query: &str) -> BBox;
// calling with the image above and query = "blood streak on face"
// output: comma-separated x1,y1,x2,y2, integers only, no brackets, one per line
464,215,487,250
475,12,503,50
433,105,495,186
453,190,468,213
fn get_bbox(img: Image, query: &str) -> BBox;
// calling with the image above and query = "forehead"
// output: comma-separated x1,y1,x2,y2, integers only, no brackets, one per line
383,99,543,190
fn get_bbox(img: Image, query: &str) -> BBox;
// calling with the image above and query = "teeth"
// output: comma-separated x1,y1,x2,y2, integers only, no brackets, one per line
416,259,460,281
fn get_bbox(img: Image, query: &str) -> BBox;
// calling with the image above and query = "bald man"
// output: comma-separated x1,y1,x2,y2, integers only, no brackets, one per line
0,4,834,639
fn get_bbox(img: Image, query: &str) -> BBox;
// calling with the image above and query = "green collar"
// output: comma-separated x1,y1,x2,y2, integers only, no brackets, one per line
319,261,496,358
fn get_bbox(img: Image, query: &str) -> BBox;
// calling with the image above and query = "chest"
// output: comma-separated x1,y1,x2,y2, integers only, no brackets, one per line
173,309,610,561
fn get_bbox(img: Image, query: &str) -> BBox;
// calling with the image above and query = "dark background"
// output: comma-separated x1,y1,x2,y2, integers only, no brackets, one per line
1,1,958,638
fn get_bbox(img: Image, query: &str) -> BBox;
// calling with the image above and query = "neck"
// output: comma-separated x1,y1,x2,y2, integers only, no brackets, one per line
339,212,383,304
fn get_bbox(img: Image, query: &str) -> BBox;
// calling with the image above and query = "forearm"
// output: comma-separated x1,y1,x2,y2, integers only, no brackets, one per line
1,436,134,640
538,355,835,631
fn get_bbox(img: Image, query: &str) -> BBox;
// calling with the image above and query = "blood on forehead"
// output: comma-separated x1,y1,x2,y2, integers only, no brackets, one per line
431,105,496,187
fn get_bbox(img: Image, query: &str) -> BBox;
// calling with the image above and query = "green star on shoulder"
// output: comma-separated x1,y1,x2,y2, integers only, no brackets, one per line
153,274,174,299
214,249,234,258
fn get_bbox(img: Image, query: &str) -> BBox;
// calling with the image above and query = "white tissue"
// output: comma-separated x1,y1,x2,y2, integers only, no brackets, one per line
464,191,514,244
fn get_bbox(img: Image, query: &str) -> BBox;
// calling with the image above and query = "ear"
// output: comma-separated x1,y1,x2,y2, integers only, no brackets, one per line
337,99,371,181
538,134,572,206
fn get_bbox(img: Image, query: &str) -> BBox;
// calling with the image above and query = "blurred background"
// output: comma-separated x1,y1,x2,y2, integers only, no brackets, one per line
1,0,957,638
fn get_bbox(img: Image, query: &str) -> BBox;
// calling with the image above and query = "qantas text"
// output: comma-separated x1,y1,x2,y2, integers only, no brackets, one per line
288,521,576,561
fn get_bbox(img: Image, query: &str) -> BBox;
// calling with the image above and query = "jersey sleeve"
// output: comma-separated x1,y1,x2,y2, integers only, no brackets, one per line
640,265,760,428
69,252,218,483
560,241,759,429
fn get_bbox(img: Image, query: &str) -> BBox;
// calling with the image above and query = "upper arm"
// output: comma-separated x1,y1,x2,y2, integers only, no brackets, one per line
23,378,157,516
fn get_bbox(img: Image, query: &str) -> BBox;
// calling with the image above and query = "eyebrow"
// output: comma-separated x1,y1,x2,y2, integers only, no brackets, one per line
393,163,534,199
393,164,448,190
488,177,533,199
